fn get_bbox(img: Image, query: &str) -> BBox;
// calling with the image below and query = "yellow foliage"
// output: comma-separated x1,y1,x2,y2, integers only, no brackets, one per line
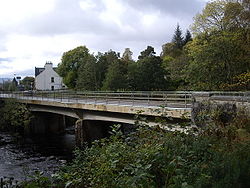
220,72,250,91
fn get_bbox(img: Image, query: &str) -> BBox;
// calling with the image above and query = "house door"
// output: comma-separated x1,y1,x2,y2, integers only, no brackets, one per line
51,86,54,91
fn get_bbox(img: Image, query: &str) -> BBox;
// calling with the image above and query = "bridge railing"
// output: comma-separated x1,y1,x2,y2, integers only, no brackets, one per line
0,90,248,108
192,91,250,103
0,90,193,108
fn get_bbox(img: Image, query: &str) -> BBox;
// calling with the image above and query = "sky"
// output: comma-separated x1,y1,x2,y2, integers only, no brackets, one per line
0,0,208,78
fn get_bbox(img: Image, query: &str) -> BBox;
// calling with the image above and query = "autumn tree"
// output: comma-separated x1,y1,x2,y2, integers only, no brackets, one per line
187,0,250,90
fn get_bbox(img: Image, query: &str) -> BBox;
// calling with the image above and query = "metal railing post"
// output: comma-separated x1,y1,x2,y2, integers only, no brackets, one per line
147,92,150,106
165,93,167,107
185,92,187,108
132,93,134,106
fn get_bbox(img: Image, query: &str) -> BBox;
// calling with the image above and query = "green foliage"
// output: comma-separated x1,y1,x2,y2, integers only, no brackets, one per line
49,107,250,188
161,25,191,90
20,77,35,90
122,48,133,62
21,105,250,188
127,62,140,90
55,0,249,91
8,79,18,91
186,0,250,90
57,46,91,89
76,55,98,91
102,60,128,91
172,24,184,49
162,53,189,90
220,72,250,91
138,46,156,60
95,50,121,89
192,0,249,35
186,30,249,90
135,56,168,91
183,30,192,46
21,172,52,188
0,99,32,133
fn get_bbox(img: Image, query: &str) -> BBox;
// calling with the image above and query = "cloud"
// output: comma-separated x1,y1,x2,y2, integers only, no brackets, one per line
0,57,13,62
124,0,205,17
0,0,208,77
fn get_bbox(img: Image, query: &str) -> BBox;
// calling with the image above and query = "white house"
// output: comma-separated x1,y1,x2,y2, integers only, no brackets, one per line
35,62,65,90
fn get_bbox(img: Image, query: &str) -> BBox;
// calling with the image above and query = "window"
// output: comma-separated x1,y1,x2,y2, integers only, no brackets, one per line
51,86,54,91
51,77,54,83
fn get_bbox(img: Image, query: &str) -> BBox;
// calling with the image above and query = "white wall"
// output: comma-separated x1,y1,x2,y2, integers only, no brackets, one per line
35,63,64,90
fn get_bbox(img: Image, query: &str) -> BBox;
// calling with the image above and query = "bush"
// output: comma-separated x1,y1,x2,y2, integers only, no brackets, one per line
54,112,250,188
0,99,32,133
22,107,250,188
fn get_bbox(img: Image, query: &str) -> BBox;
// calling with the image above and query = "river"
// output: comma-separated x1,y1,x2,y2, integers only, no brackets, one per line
0,130,75,181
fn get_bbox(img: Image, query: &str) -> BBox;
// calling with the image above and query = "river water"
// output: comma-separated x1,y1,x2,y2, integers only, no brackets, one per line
0,130,75,181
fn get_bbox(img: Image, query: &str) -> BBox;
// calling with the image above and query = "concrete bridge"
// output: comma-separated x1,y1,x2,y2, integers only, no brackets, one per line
0,91,249,146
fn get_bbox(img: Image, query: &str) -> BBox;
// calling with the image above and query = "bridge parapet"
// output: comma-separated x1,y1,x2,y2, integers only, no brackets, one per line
0,90,192,119
192,91,250,109
0,90,193,108
1,91,249,120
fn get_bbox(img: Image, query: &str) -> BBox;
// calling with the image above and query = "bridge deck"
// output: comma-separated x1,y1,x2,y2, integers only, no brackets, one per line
1,91,249,119
0,92,192,118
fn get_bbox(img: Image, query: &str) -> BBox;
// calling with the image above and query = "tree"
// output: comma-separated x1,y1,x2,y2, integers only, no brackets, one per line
0,99,32,133
127,62,140,90
162,53,189,90
192,0,250,35
172,24,184,49
138,46,156,60
136,56,168,91
20,77,35,90
161,42,182,58
183,30,192,45
122,48,133,62
102,60,128,91
192,0,227,35
187,0,250,90
186,31,249,90
161,27,190,90
95,50,121,89
76,55,98,91
57,46,90,89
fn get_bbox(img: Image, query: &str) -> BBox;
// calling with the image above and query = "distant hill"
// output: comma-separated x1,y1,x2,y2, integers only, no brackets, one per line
0,78,12,83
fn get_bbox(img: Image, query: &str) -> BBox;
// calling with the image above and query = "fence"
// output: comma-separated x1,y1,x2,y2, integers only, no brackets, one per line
0,90,249,108
0,90,193,108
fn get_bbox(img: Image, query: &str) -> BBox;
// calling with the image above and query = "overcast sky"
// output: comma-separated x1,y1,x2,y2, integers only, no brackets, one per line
0,0,208,78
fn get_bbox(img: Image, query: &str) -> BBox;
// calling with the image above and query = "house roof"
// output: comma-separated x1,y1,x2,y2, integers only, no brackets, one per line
35,67,58,77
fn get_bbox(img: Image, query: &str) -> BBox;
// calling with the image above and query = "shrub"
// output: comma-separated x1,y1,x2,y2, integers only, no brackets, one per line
55,114,250,188
0,99,32,133
23,107,250,188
